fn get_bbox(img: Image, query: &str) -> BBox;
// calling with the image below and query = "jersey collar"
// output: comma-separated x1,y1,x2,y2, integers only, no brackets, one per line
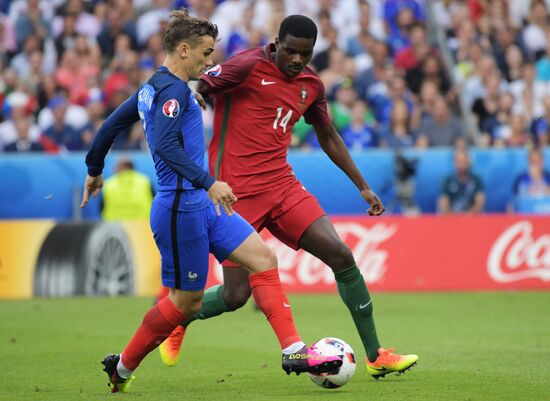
262,43,276,62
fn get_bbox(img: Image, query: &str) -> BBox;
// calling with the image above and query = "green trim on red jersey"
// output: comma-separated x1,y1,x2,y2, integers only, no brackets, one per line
262,45,270,61
215,94,232,180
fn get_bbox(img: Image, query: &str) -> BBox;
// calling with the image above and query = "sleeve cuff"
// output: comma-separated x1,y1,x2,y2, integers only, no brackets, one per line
87,166,103,177
201,175,216,190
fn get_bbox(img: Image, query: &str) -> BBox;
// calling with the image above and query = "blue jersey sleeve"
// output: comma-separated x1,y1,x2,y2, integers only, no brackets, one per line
153,84,215,190
85,92,140,176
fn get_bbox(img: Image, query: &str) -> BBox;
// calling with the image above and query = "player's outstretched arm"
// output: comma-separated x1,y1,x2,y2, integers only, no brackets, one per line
85,93,140,177
81,93,139,209
313,123,385,216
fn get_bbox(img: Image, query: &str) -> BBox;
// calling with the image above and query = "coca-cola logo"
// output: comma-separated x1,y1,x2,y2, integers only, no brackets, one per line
487,221,550,282
212,222,397,286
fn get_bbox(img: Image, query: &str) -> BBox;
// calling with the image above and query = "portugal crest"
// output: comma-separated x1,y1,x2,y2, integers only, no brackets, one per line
162,99,180,118
298,86,308,111
299,86,308,103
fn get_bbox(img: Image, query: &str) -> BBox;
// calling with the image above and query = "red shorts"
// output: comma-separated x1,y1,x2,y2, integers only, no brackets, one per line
224,180,326,266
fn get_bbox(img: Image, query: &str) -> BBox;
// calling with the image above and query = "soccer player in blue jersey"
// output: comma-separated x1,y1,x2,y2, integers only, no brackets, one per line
80,10,341,393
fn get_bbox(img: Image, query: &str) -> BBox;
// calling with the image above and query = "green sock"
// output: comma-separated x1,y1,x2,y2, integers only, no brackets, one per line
183,285,230,328
334,265,381,362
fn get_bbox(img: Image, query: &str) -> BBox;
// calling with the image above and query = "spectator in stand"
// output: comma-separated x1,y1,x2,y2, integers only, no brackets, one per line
373,75,414,124
340,100,378,150
54,11,78,59
0,93,40,149
535,31,550,81
0,12,17,65
411,79,439,130
379,98,416,148
55,48,100,105
354,40,390,103
225,4,266,57
405,53,456,104
96,4,138,61
522,0,550,59
318,47,356,97
52,0,101,39
13,0,50,50
418,96,463,147
480,91,514,146
513,147,550,201
531,95,550,146
42,95,83,151
19,49,45,94
383,0,425,38
501,44,525,83
79,88,106,149
311,24,339,73
329,79,375,131
463,54,502,109
348,0,385,44
3,114,44,152
490,22,522,79
472,74,502,133
136,0,171,47
37,89,89,133
394,23,432,72
386,6,417,54
10,34,43,77
438,147,485,214
493,114,529,148
509,62,546,122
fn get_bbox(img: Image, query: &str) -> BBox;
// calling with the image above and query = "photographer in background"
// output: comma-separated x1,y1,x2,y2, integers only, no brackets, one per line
438,146,485,214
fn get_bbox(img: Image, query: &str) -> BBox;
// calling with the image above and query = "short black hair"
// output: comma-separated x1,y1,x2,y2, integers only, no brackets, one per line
278,15,318,44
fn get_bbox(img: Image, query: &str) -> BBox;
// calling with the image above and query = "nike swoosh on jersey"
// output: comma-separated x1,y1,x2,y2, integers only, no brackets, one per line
261,79,276,85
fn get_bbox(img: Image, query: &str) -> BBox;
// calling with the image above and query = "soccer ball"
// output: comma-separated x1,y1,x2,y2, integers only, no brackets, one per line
308,337,356,389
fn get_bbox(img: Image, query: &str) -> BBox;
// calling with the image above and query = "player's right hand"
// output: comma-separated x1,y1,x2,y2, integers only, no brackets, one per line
80,174,104,208
207,181,237,216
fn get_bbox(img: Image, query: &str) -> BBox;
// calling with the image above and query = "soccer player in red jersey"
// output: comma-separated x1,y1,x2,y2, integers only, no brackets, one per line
81,11,341,392
160,15,419,379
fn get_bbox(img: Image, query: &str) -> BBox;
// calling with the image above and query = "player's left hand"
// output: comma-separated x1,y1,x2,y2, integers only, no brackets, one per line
360,188,385,216
80,174,104,208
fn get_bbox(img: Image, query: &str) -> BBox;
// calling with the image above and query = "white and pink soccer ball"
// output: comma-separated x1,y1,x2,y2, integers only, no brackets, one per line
308,337,356,389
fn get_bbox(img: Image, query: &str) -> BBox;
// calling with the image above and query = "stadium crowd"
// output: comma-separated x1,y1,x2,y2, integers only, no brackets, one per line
1,0,550,154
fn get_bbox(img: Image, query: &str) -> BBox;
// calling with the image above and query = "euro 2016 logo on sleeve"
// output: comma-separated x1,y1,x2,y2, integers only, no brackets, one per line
162,99,180,118
205,64,222,77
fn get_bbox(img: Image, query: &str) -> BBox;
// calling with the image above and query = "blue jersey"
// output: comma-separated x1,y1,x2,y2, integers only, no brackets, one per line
86,66,215,212
85,65,254,290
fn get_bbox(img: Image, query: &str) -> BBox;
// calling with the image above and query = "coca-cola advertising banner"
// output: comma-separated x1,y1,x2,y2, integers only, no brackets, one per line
206,215,550,292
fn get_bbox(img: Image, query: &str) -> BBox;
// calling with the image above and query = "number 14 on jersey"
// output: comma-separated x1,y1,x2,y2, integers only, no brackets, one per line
273,107,293,132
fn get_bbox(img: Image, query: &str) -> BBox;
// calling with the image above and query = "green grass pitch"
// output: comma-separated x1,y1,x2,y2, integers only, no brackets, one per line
1,292,549,401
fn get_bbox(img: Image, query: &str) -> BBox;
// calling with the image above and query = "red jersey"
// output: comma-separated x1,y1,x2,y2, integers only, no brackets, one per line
201,44,331,197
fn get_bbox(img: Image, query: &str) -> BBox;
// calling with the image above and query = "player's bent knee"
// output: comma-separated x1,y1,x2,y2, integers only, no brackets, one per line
223,281,251,311
224,289,251,311
327,242,355,272
249,246,278,273
264,247,278,269
169,289,204,316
